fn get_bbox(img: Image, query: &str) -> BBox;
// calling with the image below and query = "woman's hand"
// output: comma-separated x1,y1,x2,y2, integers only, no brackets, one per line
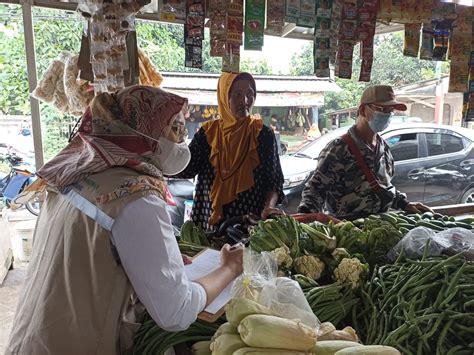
261,207,286,220
220,243,244,277
404,202,434,214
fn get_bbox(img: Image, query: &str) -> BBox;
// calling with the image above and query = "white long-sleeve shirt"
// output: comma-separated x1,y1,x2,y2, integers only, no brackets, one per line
111,195,207,331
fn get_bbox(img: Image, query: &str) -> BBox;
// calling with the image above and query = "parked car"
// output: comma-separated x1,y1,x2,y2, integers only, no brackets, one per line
280,123,474,213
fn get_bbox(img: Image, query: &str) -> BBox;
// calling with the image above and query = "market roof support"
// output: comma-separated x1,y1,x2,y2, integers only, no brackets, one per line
21,0,44,168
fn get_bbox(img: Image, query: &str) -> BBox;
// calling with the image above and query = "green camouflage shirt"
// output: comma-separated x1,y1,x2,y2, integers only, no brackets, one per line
298,126,408,219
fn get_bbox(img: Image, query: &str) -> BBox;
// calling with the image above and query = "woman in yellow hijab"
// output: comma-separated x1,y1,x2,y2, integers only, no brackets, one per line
176,72,285,230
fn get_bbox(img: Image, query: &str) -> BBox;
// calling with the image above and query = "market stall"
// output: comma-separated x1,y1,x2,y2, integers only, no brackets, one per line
135,208,474,354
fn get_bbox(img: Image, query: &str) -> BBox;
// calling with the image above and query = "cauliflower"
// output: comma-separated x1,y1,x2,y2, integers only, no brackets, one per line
334,257,367,289
270,246,293,269
292,255,325,280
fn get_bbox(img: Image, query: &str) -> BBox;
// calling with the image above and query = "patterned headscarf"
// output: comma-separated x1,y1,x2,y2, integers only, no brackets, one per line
37,85,187,190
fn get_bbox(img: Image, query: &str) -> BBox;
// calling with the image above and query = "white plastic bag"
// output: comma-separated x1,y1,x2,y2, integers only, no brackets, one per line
231,250,320,330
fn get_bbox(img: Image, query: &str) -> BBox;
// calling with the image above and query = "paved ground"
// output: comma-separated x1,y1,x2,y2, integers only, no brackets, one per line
0,261,27,355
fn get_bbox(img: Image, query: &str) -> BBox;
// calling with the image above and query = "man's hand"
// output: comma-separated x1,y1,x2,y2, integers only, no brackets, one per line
261,207,286,220
404,202,434,214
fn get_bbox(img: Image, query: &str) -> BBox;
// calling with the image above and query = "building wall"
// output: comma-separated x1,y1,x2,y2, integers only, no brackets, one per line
406,94,463,126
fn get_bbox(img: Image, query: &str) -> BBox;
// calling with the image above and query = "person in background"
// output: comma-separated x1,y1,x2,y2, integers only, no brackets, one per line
270,114,283,155
174,72,285,230
6,86,243,355
298,85,432,220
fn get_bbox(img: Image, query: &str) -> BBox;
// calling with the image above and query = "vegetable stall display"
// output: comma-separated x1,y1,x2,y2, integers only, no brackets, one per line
133,212,474,354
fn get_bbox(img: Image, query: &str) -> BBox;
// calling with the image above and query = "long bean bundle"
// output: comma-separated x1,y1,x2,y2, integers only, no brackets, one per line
355,253,474,355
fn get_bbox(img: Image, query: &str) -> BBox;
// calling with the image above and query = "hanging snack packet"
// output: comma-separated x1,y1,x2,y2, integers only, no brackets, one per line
338,40,354,61
432,28,449,61
335,58,352,79
339,20,358,41
403,23,421,57
184,0,205,68
159,0,187,22
378,0,392,22
286,0,301,24
359,38,374,81
222,43,240,72
227,15,244,45
329,0,343,64
210,14,226,57
315,16,331,38
299,0,317,28
244,0,265,50
314,37,330,58
317,0,332,18
400,0,416,23
415,0,432,23
391,0,402,22
341,0,357,20
419,23,433,60
315,57,330,77
266,0,285,32
228,0,244,15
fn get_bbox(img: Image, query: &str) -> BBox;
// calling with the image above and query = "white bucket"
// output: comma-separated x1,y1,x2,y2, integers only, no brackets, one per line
12,220,36,262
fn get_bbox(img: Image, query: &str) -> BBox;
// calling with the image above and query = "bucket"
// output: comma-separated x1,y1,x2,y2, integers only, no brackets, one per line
12,220,36,262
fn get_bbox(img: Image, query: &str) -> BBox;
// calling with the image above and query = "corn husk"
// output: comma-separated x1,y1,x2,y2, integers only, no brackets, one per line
225,297,275,327
318,322,337,337
210,334,246,355
311,340,363,355
211,322,238,342
192,341,212,355
318,326,359,342
335,345,401,355
233,348,307,354
238,314,317,351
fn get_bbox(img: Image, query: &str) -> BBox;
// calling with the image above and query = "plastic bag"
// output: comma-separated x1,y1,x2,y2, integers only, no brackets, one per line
231,250,320,330
389,227,474,261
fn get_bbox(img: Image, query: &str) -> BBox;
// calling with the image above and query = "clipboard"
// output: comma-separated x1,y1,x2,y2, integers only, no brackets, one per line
186,248,233,323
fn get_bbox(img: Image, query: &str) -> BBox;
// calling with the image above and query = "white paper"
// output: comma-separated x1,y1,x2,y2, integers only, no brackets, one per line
184,248,234,314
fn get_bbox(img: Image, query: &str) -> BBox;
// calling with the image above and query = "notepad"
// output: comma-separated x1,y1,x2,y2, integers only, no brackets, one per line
184,248,234,320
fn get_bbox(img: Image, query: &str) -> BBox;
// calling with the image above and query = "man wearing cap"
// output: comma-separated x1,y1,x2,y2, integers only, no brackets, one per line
297,85,432,220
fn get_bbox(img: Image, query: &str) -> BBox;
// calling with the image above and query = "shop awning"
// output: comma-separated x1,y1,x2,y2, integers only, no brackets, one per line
166,89,325,107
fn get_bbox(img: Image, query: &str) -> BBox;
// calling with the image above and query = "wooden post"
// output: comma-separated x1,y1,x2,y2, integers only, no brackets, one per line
21,0,44,168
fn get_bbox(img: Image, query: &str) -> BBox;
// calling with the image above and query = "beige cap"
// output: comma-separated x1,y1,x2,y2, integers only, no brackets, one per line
360,85,407,111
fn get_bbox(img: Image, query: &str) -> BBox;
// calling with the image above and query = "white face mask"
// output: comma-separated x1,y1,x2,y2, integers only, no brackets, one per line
129,127,191,175
152,137,191,175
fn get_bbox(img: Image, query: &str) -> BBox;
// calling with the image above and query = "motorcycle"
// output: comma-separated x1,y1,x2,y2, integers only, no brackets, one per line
0,153,40,215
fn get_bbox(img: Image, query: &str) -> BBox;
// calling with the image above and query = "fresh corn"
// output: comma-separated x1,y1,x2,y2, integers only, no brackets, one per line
210,322,238,342
225,297,275,327
192,341,212,355
238,314,317,351
209,334,246,355
335,345,401,354
233,348,308,354
311,340,363,355
318,326,359,342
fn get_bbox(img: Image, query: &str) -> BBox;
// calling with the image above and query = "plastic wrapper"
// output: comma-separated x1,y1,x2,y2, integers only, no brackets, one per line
244,0,265,50
403,23,421,57
400,0,416,23
227,15,244,45
266,0,285,32
231,250,320,330
298,0,316,28
390,0,402,22
210,14,226,57
228,0,244,16
138,49,164,87
184,0,205,68
222,43,240,72
314,57,330,77
419,23,434,60
378,0,392,22
159,0,186,22
285,0,300,24
359,38,374,82
388,227,474,261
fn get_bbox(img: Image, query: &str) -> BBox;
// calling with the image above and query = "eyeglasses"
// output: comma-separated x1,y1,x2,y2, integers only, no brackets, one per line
170,124,188,142
369,104,395,114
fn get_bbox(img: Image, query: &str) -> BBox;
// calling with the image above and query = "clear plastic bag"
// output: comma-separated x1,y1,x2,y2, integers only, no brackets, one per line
389,226,474,261
231,250,320,330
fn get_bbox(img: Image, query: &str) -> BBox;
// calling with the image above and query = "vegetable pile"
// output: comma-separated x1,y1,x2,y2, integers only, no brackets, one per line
354,252,474,354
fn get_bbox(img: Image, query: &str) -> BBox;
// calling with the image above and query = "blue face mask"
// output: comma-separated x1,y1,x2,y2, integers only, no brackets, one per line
369,111,392,133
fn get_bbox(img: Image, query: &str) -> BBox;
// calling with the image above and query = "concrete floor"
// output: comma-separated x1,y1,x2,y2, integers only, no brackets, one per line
0,261,27,355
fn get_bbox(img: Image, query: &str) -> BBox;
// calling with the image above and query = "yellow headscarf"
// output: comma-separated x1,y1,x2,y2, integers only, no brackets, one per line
202,72,263,225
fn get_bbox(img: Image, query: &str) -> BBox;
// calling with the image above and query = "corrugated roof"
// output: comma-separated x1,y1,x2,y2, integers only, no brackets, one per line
161,72,341,93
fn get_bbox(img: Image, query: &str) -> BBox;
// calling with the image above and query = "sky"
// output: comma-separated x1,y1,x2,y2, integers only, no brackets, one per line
240,35,308,74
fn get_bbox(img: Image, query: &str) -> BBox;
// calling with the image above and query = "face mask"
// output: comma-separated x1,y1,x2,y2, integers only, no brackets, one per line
129,127,191,175
369,111,392,133
152,137,191,175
